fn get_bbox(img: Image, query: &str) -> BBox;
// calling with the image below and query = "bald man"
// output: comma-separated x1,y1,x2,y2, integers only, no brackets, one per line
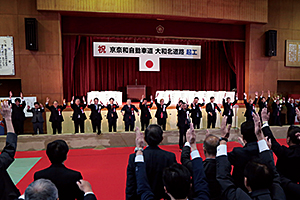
181,134,222,200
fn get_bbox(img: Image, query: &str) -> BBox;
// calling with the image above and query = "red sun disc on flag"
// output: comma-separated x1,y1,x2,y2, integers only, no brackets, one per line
145,60,154,68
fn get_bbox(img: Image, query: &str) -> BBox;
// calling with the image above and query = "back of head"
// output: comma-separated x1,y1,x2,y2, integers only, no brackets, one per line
203,134,220,156
46,140,69,164
287,126,300,145
241,121,257,143
162,163,191,199
145,124,163,146
244,159,273,191
25,179,58,200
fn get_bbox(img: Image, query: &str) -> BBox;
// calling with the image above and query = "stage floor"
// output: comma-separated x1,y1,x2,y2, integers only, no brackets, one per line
11,140,287,199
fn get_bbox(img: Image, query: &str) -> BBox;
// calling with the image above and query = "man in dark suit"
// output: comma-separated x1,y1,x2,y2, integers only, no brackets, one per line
243,92,258,122
45,97,67,134
0,101,21,200
205,96,221,129
190,97,205,129
139,95,153,131
134,123,209,200
106,98,119,132
34,140,84,200
88,98,104,135
176,102,190,149
286,98,297,125
181,134,222,200
216,123,285,200
271,97,285,126
258,90,270,120
8,91,26,135
126,125,177,200
71,96,87,134
154,93,171,131
27,102,44,134
122,99,139,131
222,93,238,125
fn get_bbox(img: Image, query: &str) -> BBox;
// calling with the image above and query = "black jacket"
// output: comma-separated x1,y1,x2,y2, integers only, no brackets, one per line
244,97,258,118
190,102,205,119
258,96,270,115
71,103,87,121
46,103,66,122
181,146,221,200
88,104,104,121
0,132,20,200
139,101,153,120
222,97,237,117
176,107,191,128
8,99,26,121
27,108,44,123
154,99,171,119
271,102,283,117
286,102,296,118
34,163,84,200
106,104,119,121
121,105,139,122
217,150,286,200
126,146,177,200
205,102,221,116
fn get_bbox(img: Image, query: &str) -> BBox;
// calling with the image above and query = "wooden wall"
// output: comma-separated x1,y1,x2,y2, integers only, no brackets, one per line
36,0,268,23
245,0,300,96
0,0,63,103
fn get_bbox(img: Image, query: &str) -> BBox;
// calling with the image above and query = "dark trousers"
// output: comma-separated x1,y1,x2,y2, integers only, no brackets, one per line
52,121,62,134
273,114,281,126
207,114,216,128
287,115,295,125
33,122,44,134
141,119,150,131
12,120,24,135
192,117,201,129
74,119,85,133
179,126,188,149
108,119,117,132
91,119,101,134
226,115,233,125
125,121,135,131
157,118,166,131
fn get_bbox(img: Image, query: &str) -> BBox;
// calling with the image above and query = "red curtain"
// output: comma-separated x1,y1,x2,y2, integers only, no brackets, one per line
63,36,245,101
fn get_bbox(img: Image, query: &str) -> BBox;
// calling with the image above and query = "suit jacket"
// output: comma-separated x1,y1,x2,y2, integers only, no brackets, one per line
126,146,177,200
139,101,153,120
27,108,44,123
121,105,139,122
244,97,258,118
222,97,237,117
83,194,97,200
8,100,26,121
286,102,296,118
106,104,119,121
217,150,285,200
205,102,221,116
135,157,209,200
280,176,300,200
272,102,283,117
228,142,259,191
262,126,300,183
181,146,221,200
71,103,87,121
154,99,171,119
176,107,191,128
258,97,270,115
190,102,205,119
46,103,66,122
34,163,84,200
88,104,104,121
0,132,20,200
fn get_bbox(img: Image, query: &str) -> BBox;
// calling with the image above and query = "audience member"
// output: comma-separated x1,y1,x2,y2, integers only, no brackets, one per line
24,179,58,200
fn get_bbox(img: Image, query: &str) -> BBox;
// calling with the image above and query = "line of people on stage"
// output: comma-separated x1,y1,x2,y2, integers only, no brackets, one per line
6,90,300,135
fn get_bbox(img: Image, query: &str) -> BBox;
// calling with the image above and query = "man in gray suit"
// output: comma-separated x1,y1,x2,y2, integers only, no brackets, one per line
27,102,44,134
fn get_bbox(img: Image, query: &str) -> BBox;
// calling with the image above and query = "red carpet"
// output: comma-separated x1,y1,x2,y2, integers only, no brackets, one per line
15,139,287,200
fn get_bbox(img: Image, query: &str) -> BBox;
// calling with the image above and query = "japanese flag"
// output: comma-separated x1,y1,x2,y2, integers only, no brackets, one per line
139,55,160,71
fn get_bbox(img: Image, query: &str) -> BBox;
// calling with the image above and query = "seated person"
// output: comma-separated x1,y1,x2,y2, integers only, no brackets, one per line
216,113,285,200
134,123,210,200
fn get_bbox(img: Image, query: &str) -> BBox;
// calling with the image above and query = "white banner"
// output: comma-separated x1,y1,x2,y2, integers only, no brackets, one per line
0,97,37,117
0,36,15,75
87,91,122,105
93,42,201,71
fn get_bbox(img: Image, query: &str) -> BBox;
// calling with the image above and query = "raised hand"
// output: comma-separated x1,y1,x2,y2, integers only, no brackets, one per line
255,91,258,96
82,96,86,102
224,93,226,98
244,93,247,98
156,93,159,98
261,108,270,122
71,96,74,101
135,127,145,148
40,103,43,108
63,99,66,104
150,95,153,100
76,180,93,194
296,107,300,121
9,91,13,98
20,92,23,99
0,101,12,119
268,90,270,96
142,95,145,99
205,129,210,137
202,98,205,102
46,97,50,103
238,137,245,147
186,123,196,150
186,98,188,104
252,113,264,141
261,91,264,96
220,116,230,139
90,99,93,104
168,94,171,99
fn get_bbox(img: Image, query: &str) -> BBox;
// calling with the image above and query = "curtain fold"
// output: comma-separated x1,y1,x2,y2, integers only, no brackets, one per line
63,36,245,101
